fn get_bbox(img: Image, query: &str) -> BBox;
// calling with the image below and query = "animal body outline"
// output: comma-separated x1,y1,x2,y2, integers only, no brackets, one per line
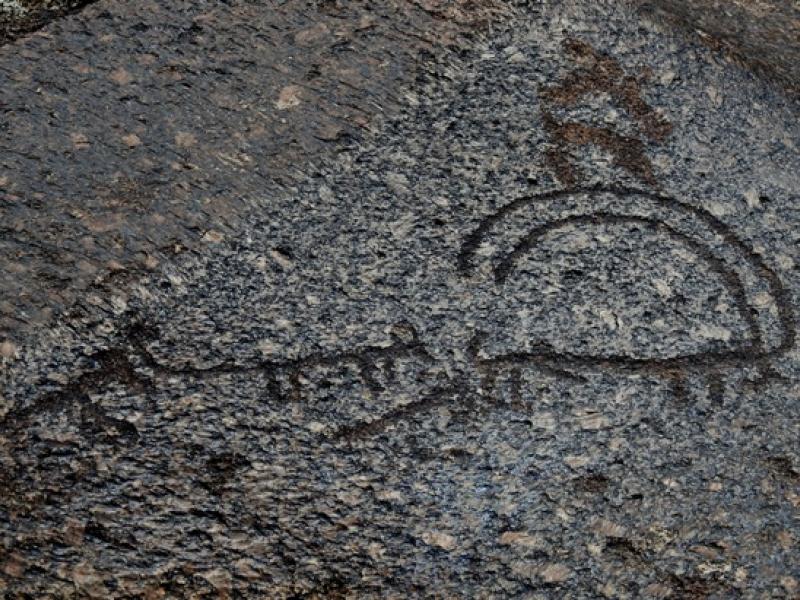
458,185,796,401
7,187,795,441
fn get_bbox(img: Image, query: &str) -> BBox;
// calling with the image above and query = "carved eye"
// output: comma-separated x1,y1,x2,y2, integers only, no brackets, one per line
460,188,794,395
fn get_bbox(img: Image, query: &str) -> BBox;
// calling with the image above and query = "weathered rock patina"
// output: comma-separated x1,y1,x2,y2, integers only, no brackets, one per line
2,0,799,597
0,0,507,343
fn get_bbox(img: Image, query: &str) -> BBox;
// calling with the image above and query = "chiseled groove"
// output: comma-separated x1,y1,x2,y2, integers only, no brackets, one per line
458,185,796,363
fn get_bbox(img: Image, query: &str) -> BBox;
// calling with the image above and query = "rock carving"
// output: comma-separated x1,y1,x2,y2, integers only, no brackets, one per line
5,189,794,442
459,186,796,402
541,39,672,186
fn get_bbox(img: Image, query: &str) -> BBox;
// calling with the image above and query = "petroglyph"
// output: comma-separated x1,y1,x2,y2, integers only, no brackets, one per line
0,320,437,441
541,39,672,186
459,186,796,402
9,186,795,441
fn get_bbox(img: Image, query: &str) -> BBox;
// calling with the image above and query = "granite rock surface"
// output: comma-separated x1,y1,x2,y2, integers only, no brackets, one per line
2,0,800,598
0,0,506,342
638,0,800,97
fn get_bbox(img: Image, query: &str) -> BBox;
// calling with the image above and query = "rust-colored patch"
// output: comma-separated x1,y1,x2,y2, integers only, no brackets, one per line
540,38,672,186
543,116,659,186
542,39,672,141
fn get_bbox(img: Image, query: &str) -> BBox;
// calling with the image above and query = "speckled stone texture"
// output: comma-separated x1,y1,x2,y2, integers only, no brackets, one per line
638,0,800,98
2,0,799,598
0,0,507,342
0,0,93,45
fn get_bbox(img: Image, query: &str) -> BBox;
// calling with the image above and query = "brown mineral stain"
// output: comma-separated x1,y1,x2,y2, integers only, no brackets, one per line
2,553,25,578
540,563,572,583
276,85,303,110
121,133,142,148
421,531,458,551
174,132,197,148
499,531,543,547
1,341,17,359
109,67,133,85
540,38,672,186
70,132,90,149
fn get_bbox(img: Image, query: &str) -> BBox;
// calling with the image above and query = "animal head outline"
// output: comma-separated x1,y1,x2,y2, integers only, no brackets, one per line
458,186,795,384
